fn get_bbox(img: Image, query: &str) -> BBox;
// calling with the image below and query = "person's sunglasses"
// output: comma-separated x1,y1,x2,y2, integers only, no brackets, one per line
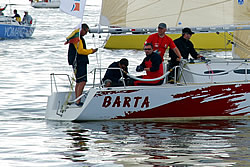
144,48,152,50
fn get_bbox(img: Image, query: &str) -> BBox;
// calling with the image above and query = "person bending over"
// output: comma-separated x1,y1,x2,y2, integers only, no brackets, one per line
102,58,129,87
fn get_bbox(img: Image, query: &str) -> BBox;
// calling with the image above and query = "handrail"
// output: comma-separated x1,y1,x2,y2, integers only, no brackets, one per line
176,61,248,85
50,60,249,94
126,71,171,81
90,67,128,88
49,60,250,108
181,63,245,76
122,61,247,83
50,73,73,93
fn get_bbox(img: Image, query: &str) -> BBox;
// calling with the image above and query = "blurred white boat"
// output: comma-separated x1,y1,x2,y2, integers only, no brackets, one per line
30,0,60,8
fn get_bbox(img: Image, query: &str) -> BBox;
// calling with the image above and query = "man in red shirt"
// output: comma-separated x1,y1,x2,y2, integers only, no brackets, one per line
145,23,182,62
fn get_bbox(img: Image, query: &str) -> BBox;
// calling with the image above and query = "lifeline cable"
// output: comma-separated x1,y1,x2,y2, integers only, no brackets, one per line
126,62,244,82
67,62,246,103
181,63,244,76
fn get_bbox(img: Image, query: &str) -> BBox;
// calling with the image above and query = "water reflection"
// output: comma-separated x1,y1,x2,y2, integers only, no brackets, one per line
47,119,249,166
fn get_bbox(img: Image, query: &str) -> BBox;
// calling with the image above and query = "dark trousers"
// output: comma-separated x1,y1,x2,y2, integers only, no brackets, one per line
167,61,180,81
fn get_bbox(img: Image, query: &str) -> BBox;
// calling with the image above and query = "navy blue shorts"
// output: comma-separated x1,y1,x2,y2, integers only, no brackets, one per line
73,62,87,83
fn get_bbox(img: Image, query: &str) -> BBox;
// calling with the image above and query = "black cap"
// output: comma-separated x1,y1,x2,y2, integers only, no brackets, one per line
182,27,194,35
158,23,167,29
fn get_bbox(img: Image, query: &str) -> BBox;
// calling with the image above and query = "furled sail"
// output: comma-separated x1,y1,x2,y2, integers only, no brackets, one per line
100,0,250,28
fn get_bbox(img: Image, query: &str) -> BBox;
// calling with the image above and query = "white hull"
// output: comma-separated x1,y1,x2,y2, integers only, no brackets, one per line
46,59,250,121
46,83,250,121
31,1,60,8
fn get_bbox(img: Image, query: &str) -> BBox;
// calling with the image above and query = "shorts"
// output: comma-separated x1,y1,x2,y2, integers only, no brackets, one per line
73,62,87,83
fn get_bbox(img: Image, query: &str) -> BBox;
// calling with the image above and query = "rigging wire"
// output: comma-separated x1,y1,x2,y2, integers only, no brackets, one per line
215,31,250,58
92,33,104,84
228,32,250,48
229,32,250,55
216,31,250,54
92,34,99,65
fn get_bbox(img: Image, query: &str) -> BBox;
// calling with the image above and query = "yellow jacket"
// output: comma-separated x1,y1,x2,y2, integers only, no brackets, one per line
73,38,93,55
16,17,21,23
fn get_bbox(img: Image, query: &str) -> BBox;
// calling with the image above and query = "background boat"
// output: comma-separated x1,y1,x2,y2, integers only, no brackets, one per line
0,16,35,39
0,4,35,39
30,0,60,8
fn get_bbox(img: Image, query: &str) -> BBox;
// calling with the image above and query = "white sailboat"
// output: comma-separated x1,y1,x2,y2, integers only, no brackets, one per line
30,0,60,8
45,0,250,121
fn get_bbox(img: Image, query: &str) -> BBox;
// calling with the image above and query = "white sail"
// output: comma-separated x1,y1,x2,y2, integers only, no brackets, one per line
100,0,250,28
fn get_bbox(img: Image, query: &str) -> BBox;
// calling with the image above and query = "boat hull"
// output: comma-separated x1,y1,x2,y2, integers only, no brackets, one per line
46,82,250,121
0,24,35,39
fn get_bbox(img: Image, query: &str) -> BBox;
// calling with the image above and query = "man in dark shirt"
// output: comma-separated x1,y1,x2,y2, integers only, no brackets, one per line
12,9,21,24
168,27,202,81
133,43,164,86
102,58,129,87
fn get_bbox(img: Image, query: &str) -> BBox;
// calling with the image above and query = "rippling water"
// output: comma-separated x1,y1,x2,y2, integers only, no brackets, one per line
0,1,249,166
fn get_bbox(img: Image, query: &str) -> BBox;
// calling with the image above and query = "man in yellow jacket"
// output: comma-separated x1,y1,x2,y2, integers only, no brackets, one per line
65,23,98,107
13,9,21,24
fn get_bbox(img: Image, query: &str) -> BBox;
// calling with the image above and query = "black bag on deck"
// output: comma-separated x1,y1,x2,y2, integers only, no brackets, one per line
68,43,76,65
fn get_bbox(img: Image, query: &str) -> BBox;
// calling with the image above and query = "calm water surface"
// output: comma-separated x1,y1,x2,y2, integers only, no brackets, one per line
0,1,249,166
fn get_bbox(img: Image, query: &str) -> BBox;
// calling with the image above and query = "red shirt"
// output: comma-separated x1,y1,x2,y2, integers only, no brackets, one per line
145,33,176,61
144,58,163,79
134,52,163,86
